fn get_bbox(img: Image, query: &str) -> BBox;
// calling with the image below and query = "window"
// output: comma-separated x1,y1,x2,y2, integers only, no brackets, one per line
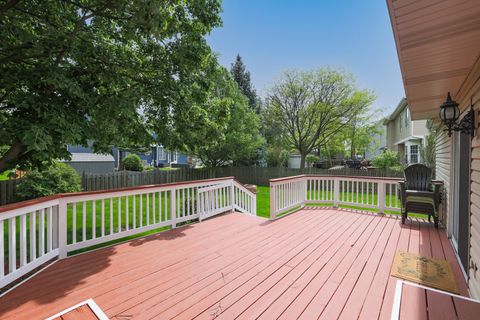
399,112,403,132
171,151,178,163
157,146,166,160
405,109,410,127
410,145,419,163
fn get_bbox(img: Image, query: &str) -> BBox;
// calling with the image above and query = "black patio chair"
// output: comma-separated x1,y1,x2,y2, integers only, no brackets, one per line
399,164,442,228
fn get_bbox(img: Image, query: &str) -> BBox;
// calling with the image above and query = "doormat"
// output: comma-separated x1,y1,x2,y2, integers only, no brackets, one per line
391,251,458,294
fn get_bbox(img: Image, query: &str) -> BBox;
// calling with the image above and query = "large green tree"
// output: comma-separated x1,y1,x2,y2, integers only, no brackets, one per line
179,64,263,167
230,54,258,113
0,0,222,172
265,68,375,168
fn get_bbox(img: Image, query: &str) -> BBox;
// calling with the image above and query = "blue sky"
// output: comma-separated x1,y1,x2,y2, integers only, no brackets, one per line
207,0,405,118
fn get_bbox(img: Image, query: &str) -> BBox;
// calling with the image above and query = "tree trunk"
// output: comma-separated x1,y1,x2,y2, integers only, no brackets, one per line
300,153,306,169
0,140,27,173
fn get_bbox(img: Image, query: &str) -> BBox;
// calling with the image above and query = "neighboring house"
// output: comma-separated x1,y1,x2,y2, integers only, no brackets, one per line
66,143,190,174
111,146,190,169
388,0,480,298
63,145,115,174
383,98,429,164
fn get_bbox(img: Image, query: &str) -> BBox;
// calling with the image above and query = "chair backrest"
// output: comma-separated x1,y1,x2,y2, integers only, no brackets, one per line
404,164,432,191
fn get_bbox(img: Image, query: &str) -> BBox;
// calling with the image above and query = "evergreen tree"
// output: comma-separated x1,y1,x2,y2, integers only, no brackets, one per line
230,54,258,113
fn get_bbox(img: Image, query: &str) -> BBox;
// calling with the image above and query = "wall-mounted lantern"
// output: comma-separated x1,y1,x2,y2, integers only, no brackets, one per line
439,92,475,138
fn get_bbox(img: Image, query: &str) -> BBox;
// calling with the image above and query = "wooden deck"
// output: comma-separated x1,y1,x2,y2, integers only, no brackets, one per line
0,208,474,319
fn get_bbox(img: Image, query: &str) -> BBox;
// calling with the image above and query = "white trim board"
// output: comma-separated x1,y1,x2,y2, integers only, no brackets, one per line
391,280,480,320
45,298,109,320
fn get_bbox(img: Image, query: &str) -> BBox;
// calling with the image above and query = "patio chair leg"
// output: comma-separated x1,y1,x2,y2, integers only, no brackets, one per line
401,210,406,224
433,215,439,229
428,215,431,222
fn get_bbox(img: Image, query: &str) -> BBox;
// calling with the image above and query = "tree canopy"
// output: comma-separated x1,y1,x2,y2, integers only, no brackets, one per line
264,68,375,168
179,64,264,167
0,0,222,172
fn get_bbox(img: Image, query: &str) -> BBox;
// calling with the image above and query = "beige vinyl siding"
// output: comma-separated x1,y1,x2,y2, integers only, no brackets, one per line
469,88,480,299
435,130,451,227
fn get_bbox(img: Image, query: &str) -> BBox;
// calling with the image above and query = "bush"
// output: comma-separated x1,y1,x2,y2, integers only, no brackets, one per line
279,150,290,167
122,154,143,171
372,150,401,169
306,154,320,166
16,162,81,199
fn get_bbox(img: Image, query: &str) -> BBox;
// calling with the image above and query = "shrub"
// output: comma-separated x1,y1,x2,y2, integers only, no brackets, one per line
306,154,320,166
279,150,290,167
16,162,81,199
372,150,401,169
122,154,143,171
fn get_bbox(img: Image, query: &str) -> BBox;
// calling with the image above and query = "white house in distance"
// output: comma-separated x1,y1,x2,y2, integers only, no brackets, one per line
383,98,429,164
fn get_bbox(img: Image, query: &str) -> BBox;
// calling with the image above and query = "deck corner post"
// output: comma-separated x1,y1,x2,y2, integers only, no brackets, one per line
333,178,340,208
170,189,176,229
269,183,276,220
58,199,68,259
302,177,307,208
378,182,386,213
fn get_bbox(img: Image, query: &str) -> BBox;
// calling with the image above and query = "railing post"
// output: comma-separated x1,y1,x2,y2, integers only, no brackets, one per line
170,189,176,228
230,180,235,212
302,178,307,207
58,199,68,259
333,178,340,208
270,183,276,220
378,181,386,213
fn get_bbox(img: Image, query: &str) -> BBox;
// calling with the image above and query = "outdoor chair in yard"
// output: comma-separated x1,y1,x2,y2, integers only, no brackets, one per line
399,163,442,228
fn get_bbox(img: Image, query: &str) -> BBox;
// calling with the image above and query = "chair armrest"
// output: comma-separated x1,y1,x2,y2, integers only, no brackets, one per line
398,181,406,205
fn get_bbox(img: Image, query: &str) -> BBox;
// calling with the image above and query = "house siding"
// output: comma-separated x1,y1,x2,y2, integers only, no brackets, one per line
469,86,480,299
435,130,451,230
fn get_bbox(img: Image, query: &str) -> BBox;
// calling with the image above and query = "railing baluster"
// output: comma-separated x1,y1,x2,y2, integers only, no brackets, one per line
29,211,36,261
9,217,16,272
118,196,122,232
110,198,113,235
101,199,105,237
82,201,86,241
92,200,96,239
133,195,137,228
0,219,4,277
140,194,143,227
126,196,129,231
39,209,45,255
20,214,27,266
72,203,77,244
47,207,52,252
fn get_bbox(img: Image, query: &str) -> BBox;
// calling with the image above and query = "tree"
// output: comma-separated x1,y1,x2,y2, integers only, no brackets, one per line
230,54,258,113
372,150,401,169
265,68,375,168
178,65,263,167
0,0,222,172
420,127,438,171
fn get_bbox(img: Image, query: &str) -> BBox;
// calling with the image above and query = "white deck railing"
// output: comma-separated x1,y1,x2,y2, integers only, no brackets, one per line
270,175,404,219
0,177,256,289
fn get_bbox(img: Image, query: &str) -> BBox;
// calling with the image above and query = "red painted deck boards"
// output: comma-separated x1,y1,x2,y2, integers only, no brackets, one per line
0,208,474,320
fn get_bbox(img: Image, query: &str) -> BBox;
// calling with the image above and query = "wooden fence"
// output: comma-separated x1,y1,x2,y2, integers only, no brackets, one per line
0,167,402,205
0,179,22,206
81,167,402,191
